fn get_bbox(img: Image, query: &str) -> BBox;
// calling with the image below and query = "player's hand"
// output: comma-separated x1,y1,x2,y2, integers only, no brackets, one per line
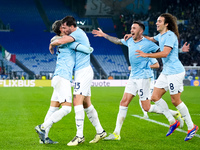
49,44,54,54
124,34,132,41
182,42,190,52
92,28,105,37
135,50,148,57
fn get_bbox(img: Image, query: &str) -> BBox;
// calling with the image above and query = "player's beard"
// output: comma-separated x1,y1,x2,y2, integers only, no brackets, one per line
133,32,139,41
66,28,73,35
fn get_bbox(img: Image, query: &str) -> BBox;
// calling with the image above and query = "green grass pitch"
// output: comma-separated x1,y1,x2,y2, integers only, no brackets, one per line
0,86,199,150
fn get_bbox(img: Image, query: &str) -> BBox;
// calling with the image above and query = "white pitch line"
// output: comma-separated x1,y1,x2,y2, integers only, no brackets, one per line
132,114,200,138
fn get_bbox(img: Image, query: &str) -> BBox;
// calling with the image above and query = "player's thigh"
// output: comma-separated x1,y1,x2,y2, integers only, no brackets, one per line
74,66,93,96
151,87,166,102
51,88,59,102
51,77,62,104
136,78,150,101
152,73,168,101
167,72,185,95
148,79,155,99
154,73,168,91
124,78,137,96
52,76,72,103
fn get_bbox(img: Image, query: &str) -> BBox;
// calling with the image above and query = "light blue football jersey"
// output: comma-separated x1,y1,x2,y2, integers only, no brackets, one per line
121,37,159,79
53,43,75,81
153,30,185,75
70,27,91,71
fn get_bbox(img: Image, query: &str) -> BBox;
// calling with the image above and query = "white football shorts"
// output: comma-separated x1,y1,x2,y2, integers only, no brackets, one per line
73,65,93,96
124,78,150,101
154,72,185,95
51,75,72,103
149,79,155,99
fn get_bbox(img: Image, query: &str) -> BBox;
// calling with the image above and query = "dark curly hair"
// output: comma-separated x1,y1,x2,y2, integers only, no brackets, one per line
160,13,179,38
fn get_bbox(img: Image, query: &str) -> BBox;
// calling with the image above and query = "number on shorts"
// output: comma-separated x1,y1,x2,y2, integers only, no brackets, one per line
169,83,174,90
139,89,143,96
74,82,80,89
150,89,153,94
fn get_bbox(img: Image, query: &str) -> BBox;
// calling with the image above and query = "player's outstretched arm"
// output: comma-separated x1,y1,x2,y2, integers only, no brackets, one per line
92,28,123,45
92,28,106,37
143,35,157,42
69,42,93,54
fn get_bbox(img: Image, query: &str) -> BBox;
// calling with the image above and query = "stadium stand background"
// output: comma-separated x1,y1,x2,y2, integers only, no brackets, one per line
0,0,199,80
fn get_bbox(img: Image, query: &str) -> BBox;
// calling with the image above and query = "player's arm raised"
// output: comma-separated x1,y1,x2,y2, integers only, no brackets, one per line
92,28,123,45
144,35,157,43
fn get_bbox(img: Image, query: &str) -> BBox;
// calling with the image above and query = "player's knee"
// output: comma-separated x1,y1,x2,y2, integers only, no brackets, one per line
61,106,72,116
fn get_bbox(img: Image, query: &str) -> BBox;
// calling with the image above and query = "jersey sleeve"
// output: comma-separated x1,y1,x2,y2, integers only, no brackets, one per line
164,33,176,48
69,31,77,41
120,39,128,46
153,34,159,42
150,42,159,53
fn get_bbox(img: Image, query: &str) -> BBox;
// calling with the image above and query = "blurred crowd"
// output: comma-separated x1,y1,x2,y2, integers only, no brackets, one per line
115,0,200,66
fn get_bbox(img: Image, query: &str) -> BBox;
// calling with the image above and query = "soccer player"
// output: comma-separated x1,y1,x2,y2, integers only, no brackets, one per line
92,21,169,140
137,59,183,122
136,13,198,141
35,20,93,144
51,16,107,146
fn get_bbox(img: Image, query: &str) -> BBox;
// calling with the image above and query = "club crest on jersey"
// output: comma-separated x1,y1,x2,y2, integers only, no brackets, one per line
139,45,143,49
